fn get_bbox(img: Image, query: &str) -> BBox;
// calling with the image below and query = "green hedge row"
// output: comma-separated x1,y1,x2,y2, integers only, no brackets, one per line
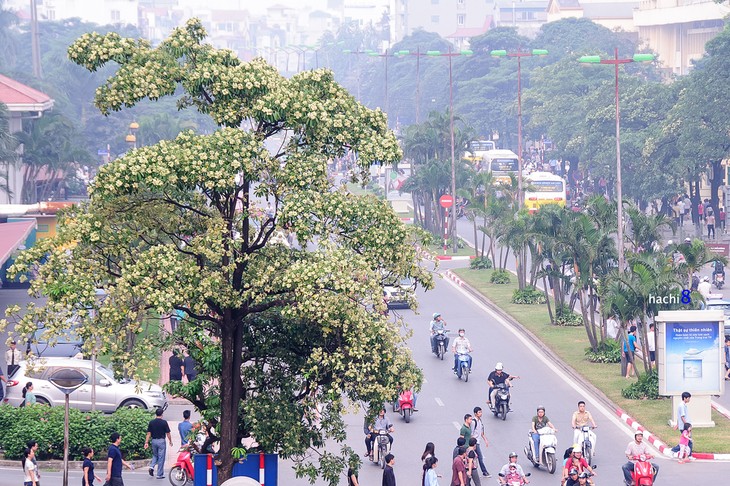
0,405,154,460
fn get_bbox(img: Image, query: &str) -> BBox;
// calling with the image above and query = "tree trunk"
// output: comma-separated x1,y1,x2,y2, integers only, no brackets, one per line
710,160,723,215
217,317,245,484
473,218,479,258
542,269,554,324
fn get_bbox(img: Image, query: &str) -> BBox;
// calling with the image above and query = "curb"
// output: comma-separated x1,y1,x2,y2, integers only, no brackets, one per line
436,255,476,261
712,399,730,421
616,407,673,457
444,269,730,462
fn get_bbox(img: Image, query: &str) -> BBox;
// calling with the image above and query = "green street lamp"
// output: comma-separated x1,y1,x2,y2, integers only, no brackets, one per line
420,48,473,254
490,48,548,211
578,48,655,272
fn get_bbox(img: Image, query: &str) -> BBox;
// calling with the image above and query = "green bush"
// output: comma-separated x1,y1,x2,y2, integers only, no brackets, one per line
622,370,659,400
585,339,622,363
470,257,493,270
490,269,511,284
0,406,154,460
554,304,583,326
511,286,547,304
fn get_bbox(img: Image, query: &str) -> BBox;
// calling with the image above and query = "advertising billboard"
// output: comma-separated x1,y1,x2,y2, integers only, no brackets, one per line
657,310,725,396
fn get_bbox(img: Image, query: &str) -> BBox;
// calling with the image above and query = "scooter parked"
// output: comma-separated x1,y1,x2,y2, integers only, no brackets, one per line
524,426,558,474
169,440,201,486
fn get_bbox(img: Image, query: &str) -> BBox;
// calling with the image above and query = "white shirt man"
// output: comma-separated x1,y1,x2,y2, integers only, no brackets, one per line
606,316,619,340
698,277,712,300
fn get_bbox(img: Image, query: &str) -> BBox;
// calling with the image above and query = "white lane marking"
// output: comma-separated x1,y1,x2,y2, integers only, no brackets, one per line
443,276,642,444
453,421,462,431
435,397,445,407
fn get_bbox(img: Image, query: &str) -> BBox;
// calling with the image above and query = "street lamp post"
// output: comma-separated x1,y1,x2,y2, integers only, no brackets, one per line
367,49,411,123
491,48,548,210
49,368,88,486
426,48,473,253
126,121,139,149
578,49,654,271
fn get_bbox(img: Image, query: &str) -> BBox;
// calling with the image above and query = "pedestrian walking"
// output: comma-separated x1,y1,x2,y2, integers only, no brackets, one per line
0,365,7,404
720,207,726,233
5,340,22,377
382,453,396,486
623,326,640,379
459,414,472,445
183,350,198,382
707,212,716,239
452,438,466,459
168,350,183,383
421,441,436,463
26,440,40,485
179,409,193,446
672,392,694,459
22,382,37,406
82,447,102,486
466,438,481,486
451,447,467,486
22,447,37,486
106,432,134,486
144,408,173,479
470,407,491,477
423,456,440,486
678,423,692,463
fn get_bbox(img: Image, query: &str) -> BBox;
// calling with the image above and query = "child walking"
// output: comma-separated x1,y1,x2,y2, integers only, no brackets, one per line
678,423,692,463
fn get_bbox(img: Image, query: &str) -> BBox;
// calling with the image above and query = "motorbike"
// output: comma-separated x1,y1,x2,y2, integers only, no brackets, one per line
577,425,597,466
392,389,415,423
490,382,511,421
370,429,392,469
497,471,531,486
433,329,449,360
713,272,725,289
455,352,471,382
524,426,558,474
626,454,655,486
169,437,204,486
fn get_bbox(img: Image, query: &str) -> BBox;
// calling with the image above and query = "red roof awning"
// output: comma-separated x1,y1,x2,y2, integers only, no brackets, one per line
0,74,54,112
0,220,36,268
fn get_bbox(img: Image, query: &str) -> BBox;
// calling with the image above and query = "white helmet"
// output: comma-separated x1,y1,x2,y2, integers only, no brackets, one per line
667,240,673,245
703,276,710,282
495,362,504,370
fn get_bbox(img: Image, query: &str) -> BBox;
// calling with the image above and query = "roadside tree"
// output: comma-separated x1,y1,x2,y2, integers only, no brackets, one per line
3,19,432,485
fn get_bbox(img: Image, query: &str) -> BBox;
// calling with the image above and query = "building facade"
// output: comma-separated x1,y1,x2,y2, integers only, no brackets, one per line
390,0,495,46
546,0,639,32
634,0,730,75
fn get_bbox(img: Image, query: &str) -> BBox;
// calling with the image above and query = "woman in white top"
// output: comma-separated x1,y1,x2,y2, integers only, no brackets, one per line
22,447,37,486
422,456,440,486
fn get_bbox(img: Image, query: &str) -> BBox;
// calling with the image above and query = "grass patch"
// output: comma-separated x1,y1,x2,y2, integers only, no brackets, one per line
453,268,730,454
428,239,476,258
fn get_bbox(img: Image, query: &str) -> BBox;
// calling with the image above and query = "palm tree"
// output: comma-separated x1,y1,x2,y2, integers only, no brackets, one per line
625,203,675,252
0,103,18,199
673,238,727,289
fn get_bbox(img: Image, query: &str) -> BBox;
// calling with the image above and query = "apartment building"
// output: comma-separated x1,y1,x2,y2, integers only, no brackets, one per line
492,0,548,37
546,0,640,32
634,0,730,75
390,0,495,47
5,0,139,26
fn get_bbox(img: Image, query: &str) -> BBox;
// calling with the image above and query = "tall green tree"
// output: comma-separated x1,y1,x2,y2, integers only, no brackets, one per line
3,19,432,485
0,103,18,198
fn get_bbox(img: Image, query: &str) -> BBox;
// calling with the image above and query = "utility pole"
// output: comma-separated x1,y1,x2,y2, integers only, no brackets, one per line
30,0,43,79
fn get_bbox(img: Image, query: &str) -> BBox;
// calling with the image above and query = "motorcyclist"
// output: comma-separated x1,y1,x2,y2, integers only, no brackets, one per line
561,446,595,485
530,406,557,465
364,408,394,458
498,452,529,485
565,468,580,486
698,275,712,300
576,471,594,486
712,260,725,281
487,362,520,409
622,431,659,485
571,401,598,453
451,328,473,374
429,312,449,354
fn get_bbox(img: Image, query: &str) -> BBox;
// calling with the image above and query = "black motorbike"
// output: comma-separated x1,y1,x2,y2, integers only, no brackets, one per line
491,382,511,420
433,329,449,360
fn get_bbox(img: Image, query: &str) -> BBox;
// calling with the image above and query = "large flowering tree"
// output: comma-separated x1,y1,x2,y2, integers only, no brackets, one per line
3,19,431,484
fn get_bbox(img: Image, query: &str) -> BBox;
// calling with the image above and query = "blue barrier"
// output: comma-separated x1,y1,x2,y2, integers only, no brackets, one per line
193,453,278,486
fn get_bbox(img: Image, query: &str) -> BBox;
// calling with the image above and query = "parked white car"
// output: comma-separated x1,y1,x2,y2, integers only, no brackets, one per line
4,357,167,412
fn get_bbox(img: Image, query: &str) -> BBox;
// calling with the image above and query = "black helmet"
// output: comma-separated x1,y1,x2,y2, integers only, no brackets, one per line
508,452,518,458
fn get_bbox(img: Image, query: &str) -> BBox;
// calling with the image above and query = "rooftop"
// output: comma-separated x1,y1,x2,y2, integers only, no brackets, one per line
0,74,54,112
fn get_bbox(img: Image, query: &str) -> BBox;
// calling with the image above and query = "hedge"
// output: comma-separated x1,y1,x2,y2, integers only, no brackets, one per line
0,405,153,460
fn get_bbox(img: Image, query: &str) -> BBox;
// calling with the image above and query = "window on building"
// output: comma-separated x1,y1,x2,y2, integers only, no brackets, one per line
457,14,465,26
458,0,465,5
431,15,440,24
111,10,120,22
47,9,55,21
431,0,439,4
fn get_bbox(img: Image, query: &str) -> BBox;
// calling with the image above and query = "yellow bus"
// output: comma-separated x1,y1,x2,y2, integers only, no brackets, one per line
463,140,497,167
482,149,519,185
525,171,567,213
